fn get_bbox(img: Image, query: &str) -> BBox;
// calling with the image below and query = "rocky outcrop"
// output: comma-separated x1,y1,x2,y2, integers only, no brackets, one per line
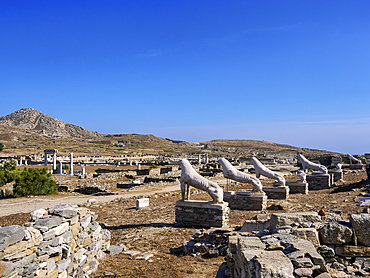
0,108,99,138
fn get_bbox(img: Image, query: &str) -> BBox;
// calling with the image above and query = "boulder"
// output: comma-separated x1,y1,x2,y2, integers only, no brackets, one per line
319,222,353,245
253,250,294,278
269,212,321,232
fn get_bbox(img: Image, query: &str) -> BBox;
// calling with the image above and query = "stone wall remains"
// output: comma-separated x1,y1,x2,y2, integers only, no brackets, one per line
0,204,110,278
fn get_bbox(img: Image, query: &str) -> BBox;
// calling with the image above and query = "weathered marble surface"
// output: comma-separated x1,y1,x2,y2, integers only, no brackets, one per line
297,154,328,174
251,157,286,186
179,159,223,203
219,158,264,192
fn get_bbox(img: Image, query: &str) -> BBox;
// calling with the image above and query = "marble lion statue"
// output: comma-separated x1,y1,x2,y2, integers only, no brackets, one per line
297,170,307,182
251,157,286,187
179,159,223,203
218,158,264,193
347,154,362,164
297,154,328,174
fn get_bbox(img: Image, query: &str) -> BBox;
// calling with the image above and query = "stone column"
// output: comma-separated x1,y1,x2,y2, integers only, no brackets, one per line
53,152,57,171
205,154,209,164
198,155,202,164
44,152,48,166
137,164,141,170
82,166,86,178
69,153,74,175
59,161,63,175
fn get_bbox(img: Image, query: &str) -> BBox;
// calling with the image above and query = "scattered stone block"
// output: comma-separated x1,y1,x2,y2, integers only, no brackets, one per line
107,245,124,255
253,250,294,278
136,198,149,209
175,200,229,228
319,222,353,245
240,219,270,233
269,212,321,232
350,214,370,246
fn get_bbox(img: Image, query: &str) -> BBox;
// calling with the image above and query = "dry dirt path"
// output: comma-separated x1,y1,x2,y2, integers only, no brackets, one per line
0,183,183,217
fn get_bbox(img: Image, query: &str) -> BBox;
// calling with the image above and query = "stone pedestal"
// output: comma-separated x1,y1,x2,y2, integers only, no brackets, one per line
306,173,332,190
285,181,308,194
263,186,289,199
175,200,229,228
349,164,363,170
328,170,343,182
224,190,267,210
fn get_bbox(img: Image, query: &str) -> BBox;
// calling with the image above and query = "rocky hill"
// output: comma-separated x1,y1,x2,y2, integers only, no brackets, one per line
0,108,100,138
0,108,341,157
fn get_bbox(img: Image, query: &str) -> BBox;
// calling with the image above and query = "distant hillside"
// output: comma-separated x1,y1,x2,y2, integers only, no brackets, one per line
200,139,340,157
0,108,100,138
0,108,341,157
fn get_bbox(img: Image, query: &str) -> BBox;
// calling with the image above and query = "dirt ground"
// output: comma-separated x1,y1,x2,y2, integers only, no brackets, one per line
0,170,369,278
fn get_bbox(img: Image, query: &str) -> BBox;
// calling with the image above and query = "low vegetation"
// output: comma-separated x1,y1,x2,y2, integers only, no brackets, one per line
0,161,58,197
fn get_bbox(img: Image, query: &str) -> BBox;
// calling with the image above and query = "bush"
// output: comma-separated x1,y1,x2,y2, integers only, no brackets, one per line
0,143,4,151
12,167,58,197
0,160,18,186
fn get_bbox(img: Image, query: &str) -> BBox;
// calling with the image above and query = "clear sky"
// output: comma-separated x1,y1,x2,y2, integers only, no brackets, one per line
1,1,370,154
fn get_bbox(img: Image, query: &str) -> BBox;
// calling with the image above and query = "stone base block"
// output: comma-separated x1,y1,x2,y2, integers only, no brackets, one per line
224,190,267,210
262,186,289,200
349,164,364,170
328,170,343,182
285,181,308,194
175,200,229,228
306,174,332,190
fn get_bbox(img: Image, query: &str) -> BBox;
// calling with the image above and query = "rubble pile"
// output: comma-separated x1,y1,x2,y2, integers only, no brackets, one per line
227,211,370,277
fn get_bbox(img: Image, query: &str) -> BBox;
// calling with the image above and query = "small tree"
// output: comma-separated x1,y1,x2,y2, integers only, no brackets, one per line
13,167,58,197
0,143,4,151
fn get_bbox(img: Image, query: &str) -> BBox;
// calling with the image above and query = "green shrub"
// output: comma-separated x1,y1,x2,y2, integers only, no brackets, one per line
13,167,58,197
0,160,18,186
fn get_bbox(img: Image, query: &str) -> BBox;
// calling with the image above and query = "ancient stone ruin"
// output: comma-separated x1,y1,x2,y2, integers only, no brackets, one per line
0,205,111,277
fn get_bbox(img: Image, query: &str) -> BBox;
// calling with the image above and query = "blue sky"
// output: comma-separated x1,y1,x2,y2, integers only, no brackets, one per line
1,1,370,154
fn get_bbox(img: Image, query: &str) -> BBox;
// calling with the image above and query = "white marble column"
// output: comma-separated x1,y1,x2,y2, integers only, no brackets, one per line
59,161,63,175
69,153,74,175
53,153,57,171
